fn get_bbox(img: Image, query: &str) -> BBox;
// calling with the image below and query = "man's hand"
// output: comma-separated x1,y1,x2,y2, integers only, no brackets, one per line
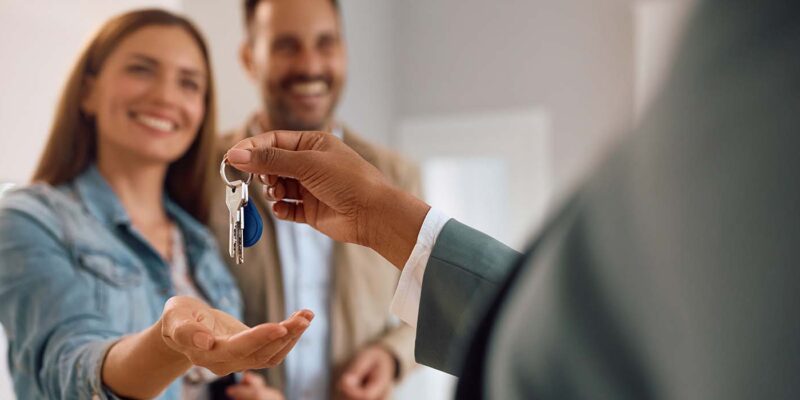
226,131,429,268
159,296,313,376
226,372,284,400
338,345,397,400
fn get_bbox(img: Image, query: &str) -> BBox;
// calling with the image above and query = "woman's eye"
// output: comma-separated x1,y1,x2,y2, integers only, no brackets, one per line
126,64,152,75
180,79,201,93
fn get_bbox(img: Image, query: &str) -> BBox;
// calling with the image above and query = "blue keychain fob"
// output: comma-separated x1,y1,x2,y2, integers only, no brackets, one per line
242,200,263,247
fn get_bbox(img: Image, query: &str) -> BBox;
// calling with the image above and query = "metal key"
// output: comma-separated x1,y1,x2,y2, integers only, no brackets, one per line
221,158,253,264
226,182,248,264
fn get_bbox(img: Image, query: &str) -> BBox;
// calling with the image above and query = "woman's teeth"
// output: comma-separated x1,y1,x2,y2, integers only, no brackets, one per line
134,113,176,132
290,81,328,96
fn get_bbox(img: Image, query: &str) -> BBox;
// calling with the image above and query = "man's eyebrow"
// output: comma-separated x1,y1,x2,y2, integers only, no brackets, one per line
273,33,300,42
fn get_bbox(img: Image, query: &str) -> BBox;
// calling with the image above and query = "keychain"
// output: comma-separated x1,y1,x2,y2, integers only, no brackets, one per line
220,157,263,264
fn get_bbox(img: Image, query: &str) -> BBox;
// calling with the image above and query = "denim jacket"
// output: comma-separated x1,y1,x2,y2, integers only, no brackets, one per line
0,166,242,399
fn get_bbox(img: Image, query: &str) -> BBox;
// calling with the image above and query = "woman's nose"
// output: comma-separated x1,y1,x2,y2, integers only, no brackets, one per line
150,75,181,107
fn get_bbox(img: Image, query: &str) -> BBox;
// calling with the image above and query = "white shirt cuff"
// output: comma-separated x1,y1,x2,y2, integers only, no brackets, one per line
390,207,450,328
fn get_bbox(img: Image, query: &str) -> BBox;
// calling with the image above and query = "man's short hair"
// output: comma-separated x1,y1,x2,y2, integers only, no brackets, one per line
243,0,340,28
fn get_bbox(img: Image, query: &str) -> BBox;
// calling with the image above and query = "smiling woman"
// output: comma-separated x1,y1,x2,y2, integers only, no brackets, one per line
33,9,216,223
0,9,312,400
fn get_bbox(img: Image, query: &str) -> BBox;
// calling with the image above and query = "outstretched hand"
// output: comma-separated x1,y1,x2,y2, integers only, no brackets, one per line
225,131,429,268
159,296,313,376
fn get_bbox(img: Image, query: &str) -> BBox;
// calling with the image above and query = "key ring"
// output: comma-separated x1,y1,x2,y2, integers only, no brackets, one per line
220,156,253,187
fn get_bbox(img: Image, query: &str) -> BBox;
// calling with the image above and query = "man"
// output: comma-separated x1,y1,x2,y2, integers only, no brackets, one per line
225,0,800,398
209,0,419,399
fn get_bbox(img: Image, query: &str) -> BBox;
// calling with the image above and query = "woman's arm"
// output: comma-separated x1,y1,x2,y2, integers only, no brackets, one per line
0,208,126,399
101,319,190,399
103,296,313,398
0,204,312,399
103,296,313,399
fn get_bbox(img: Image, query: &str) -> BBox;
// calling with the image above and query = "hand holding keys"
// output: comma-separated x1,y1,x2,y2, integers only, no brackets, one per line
221,158,263,264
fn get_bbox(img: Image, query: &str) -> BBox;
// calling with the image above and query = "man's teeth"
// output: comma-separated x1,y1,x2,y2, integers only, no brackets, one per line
134,113,176,132
291,81,328,96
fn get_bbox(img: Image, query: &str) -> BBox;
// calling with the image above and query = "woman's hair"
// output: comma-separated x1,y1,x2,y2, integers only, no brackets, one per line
32,9,217,224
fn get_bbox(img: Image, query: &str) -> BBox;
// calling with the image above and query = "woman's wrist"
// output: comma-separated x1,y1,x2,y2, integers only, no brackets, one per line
152,318,193,368
102,319,192,399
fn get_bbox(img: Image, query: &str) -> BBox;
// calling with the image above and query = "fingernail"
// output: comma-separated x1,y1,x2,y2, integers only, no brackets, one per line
227,149,252,164
193,332,213,350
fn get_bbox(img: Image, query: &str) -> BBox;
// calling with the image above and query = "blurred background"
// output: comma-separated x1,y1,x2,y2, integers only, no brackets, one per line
0,0,694,398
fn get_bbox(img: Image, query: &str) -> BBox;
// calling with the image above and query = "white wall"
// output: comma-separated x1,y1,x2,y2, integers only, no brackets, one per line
634,0,696,120
392,0,637,194
180,0,260,134
399,109,553,250
335,0,396,145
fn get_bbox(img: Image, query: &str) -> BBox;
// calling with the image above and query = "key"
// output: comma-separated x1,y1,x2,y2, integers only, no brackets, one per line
220,157,256,264
226,181,249,264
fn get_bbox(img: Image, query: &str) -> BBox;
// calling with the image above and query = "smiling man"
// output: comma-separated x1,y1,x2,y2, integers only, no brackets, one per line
208,1,420,399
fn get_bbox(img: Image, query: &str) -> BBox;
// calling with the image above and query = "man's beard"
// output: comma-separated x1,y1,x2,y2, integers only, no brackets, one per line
267,98,335,131
265,74,339,131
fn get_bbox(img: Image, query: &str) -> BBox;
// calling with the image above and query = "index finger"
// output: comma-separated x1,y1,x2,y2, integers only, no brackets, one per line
225,131,331,178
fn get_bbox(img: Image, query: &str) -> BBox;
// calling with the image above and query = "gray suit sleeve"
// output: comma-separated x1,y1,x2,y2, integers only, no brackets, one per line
414,219,521,374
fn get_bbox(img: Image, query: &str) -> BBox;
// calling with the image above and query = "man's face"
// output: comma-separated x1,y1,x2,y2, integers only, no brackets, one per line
243,0,346,131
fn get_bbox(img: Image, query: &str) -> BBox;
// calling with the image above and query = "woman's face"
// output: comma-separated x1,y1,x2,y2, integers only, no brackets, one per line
82,25,208,167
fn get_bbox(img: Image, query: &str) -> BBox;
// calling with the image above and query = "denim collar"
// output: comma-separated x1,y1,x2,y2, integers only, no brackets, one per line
73,165,216,251
74,165,131,227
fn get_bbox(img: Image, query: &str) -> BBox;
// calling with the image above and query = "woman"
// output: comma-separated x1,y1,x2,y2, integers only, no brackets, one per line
0,9,310,399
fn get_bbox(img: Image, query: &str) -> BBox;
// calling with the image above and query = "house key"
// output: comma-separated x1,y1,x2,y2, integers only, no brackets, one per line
220,158,262,264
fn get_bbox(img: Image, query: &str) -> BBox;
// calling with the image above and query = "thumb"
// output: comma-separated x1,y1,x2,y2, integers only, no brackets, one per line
170,320,215,351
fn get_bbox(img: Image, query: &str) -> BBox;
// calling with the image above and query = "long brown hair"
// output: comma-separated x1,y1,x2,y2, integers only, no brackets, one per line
32,9,217,224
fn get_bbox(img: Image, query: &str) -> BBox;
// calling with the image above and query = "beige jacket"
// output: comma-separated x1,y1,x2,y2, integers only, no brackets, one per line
209,117,420,396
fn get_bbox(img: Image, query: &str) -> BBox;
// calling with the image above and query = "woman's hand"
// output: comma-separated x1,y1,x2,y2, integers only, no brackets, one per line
159,296,313,376
226,131,430,268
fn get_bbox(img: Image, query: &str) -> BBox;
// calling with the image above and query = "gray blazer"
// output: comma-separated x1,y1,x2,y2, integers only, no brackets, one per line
416,1,800,398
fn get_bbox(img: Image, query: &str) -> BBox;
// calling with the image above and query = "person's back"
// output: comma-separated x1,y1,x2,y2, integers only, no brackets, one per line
453,0,800,397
